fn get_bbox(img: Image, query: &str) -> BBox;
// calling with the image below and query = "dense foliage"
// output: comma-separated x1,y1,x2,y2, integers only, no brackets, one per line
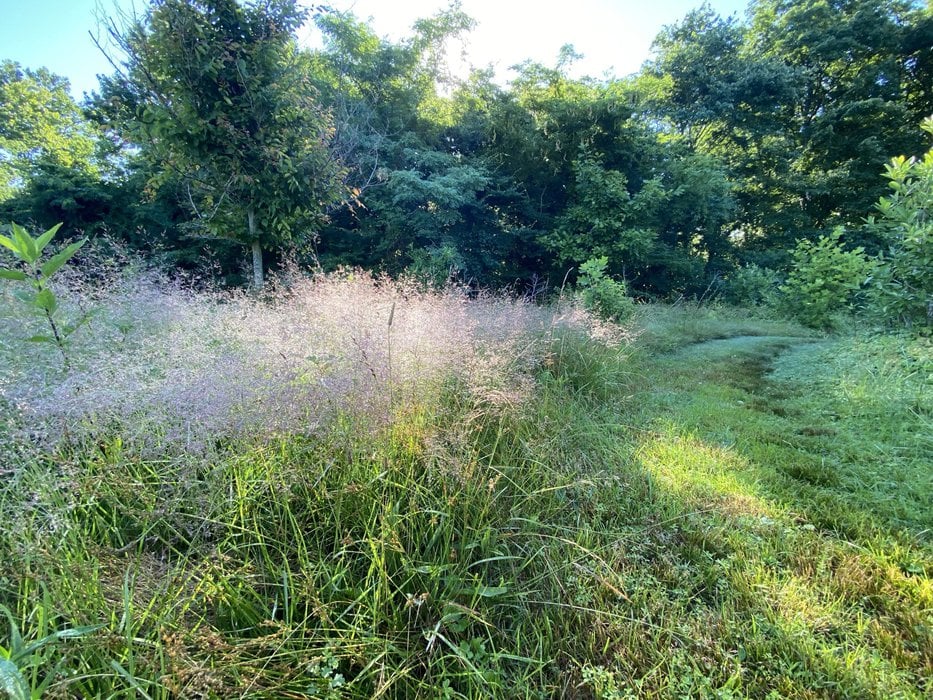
2,3,932,696
1,0,931,297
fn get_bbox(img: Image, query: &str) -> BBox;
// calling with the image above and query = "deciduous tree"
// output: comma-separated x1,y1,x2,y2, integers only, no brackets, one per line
98,0,345,287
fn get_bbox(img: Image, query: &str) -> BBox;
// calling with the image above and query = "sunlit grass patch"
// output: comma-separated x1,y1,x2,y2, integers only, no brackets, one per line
635,431,776,519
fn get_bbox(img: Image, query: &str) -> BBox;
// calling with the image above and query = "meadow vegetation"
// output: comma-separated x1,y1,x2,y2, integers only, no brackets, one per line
1,262,929,698
0,1,930,695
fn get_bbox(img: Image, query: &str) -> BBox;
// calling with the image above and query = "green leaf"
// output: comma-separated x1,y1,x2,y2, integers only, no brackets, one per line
65,311,95,337
12,289,36,304
460,585,509,599
21,625,105,657
34,223,62,254
0,657,30,700
40,239,86,279
10,224,38,263
27,335,56,344
0,234,28,262
34,289,57,314
0,606,24,657
109,659,153,699
0,268,27,281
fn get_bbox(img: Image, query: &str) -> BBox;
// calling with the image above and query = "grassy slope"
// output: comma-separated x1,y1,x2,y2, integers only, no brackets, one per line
1,305,930,698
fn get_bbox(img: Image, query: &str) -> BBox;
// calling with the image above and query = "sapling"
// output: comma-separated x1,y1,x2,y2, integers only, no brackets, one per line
0,222,87,368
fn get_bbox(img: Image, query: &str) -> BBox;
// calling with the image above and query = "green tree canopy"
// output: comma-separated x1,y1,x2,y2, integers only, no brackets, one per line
97,0,346,287
0,62,99,201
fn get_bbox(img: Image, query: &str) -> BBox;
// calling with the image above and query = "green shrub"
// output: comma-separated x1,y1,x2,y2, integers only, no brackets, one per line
723,264,783,307
577,256,634,322
780,228,875,328
866,117,933,331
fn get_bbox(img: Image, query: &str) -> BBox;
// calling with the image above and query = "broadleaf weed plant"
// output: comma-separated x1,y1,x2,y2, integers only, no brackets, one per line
0,222,87,369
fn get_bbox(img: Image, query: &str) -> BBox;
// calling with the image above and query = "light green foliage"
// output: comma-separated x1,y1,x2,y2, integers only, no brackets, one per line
577,256,634,322
868,117,933,330
0,222,86,366
780,228,875,328
0,62,98,201
581,664,632,700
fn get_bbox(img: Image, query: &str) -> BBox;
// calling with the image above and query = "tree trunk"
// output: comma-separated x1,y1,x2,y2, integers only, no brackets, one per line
248,210,263,289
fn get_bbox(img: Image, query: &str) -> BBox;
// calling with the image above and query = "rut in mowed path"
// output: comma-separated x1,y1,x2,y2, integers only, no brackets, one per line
638,327,929,540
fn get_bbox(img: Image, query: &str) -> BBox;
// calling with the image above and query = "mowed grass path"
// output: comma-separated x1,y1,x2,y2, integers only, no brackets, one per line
613,323,931,698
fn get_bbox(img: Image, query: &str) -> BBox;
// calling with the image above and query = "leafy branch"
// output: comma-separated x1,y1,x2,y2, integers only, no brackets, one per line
0,222,87,369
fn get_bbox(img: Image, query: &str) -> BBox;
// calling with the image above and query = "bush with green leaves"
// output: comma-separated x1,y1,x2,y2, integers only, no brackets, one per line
577,256,634,322
780,228,875,328
866,117,933,331
723,263,783,307
0,222,86,367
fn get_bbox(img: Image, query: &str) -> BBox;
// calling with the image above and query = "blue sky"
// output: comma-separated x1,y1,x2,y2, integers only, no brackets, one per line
0,0,749,99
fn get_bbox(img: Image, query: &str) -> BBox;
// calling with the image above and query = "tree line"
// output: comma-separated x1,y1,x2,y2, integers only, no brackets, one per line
1,0,930,303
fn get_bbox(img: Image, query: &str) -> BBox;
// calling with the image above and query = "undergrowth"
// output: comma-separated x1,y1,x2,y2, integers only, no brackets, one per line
0,277,929,698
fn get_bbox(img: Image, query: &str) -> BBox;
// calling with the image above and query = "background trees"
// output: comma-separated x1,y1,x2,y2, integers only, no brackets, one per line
3,0,929,302
0,62,99,201
97,0,345,287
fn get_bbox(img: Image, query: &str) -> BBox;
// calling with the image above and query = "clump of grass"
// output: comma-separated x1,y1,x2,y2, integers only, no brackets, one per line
0,263,639,697
0,267,575,455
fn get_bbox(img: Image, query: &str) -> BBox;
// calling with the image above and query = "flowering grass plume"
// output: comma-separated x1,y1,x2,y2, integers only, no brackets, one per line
0,264,612,455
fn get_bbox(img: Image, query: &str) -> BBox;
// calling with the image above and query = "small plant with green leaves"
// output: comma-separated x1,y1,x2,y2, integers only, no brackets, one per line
0,604,102,700
780,228,875,328
577,256,634,322
0,222,87,367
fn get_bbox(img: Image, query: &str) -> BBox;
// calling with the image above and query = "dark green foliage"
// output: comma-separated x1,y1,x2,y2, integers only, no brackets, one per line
98,0,346,286
642,0,928,256
0,162,114,236
3,0,931,301
545,150,658,271
576,256,634,322
722,264,783,307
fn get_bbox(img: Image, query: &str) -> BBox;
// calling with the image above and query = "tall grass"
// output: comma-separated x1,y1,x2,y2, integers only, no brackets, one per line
0,269,928,698
0,265,633,697
1,267,601,454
